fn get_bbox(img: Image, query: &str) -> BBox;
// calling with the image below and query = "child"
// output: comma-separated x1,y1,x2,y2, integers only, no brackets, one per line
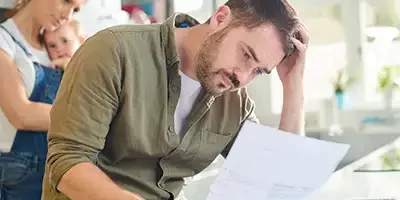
43,19,85,69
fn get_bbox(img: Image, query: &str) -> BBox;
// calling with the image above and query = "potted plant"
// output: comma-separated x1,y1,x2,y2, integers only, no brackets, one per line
377,65,400,110
333,68,355,110
381,148,400,170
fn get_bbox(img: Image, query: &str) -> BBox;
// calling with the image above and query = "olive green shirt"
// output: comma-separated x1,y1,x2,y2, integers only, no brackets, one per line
42,13,259,200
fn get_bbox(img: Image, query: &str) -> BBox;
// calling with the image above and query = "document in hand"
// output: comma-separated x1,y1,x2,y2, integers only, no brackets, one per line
206,121,350,200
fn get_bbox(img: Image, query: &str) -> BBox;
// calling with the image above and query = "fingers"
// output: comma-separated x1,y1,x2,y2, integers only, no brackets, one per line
49,63,57,68
296,19,310,46
50,61,61,69
291,37,306,53
51,57,71,70
288,19,309,56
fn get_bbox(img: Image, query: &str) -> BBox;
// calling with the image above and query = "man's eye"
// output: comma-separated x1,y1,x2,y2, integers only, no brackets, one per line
49,44,56,48
244,52,250,60
255,68,264,75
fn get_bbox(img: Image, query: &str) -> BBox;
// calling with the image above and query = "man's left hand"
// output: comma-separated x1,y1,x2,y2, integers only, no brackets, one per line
276,21,310,89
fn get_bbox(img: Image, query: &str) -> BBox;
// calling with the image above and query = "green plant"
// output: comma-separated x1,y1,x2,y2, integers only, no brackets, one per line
333,68,356,93
381,148,400,170
377,64,400,91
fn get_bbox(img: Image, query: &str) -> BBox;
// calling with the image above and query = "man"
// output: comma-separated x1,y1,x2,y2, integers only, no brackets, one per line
42,0,309,199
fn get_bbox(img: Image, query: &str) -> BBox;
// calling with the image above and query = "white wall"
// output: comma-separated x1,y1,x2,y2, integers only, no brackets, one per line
0,0,12,8
249,41,400,129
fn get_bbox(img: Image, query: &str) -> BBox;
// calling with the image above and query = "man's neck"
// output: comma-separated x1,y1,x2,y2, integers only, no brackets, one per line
174,24,211,81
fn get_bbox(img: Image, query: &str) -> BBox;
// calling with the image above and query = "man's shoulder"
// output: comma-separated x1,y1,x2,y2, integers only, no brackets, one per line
93,23,164,55
104,23,163,37
88,23,163,47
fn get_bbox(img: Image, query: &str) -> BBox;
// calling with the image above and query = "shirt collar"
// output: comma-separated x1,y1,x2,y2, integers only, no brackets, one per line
160,13,200,69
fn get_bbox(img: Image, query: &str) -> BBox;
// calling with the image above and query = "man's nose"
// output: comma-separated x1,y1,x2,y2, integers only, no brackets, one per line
233,66,254,85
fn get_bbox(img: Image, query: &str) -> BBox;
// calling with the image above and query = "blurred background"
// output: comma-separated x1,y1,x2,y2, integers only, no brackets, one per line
1,0,400,199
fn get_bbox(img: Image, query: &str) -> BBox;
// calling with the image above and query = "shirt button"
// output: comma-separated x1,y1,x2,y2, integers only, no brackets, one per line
168,125,174,132
210,96,215,103
207,97,215,107
172,85,179,92
167,59,171,65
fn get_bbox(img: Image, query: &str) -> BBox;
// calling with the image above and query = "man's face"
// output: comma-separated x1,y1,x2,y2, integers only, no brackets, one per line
195,23,286,96
44,25,81,60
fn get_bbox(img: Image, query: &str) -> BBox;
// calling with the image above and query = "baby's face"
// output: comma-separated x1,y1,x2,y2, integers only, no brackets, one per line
44,26,81,60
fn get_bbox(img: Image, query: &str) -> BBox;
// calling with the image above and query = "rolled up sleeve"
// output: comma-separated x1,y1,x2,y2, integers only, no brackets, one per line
46,29,122,189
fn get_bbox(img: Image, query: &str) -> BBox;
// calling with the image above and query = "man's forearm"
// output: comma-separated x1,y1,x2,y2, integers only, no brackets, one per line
278,85,305,135
58,162,143,200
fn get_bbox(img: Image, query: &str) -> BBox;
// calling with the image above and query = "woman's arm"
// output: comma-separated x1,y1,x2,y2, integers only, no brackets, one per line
0,49,51,131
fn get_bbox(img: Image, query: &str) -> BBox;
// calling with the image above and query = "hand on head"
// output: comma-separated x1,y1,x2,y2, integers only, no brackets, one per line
276,20,310,87
189,0,309,96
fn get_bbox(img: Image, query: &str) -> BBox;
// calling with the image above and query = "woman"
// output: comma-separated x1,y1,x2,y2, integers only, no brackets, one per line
0,0,84,199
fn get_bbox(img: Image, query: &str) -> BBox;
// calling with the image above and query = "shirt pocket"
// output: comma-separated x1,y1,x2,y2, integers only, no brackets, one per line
189,129,233,173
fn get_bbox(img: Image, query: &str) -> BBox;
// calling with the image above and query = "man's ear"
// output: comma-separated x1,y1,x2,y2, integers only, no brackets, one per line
208,5,232,30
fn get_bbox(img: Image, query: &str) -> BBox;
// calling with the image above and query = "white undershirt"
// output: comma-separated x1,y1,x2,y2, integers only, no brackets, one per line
174,70,202,136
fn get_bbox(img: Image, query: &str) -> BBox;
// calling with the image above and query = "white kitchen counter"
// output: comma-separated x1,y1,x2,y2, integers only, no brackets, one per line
0,0,12,8
183,132,400,200
310,171,400,199
310,133,400,199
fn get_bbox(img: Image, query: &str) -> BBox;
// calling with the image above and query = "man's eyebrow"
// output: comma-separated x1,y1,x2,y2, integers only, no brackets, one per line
241,41,273,73
242,42,260,63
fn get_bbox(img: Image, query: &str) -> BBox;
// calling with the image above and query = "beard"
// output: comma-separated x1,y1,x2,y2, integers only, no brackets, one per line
194,27,240,96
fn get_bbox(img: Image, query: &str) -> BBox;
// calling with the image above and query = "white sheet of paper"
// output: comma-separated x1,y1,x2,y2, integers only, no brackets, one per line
206,121,350,200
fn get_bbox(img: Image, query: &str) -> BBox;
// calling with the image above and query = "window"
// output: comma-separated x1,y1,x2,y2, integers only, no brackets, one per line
362,40,400,109
174,0,212,23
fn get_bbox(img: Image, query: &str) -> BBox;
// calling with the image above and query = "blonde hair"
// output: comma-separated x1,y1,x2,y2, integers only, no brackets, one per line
67,19,83,37
42,19,85,46
43,19,83,37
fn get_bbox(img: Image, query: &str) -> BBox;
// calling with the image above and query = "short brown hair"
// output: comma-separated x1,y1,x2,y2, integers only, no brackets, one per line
208,0,299,56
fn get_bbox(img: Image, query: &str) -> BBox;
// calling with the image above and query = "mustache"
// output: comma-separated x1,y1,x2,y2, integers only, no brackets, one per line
228,74,240,88
219,70,240,88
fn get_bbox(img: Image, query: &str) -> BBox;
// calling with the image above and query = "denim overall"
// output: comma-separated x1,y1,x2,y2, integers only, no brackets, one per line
0,25,62,200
